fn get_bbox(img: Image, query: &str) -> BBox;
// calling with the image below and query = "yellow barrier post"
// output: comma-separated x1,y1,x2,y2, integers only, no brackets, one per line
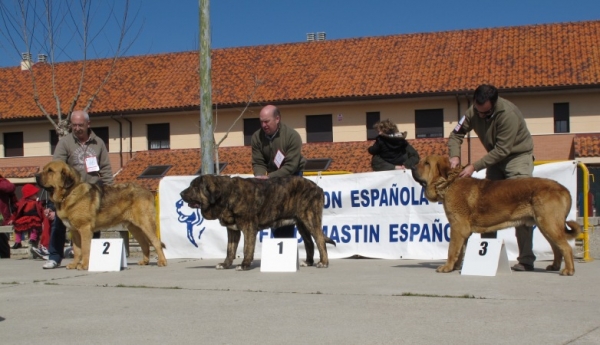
577,162,593,262
524,160,592,262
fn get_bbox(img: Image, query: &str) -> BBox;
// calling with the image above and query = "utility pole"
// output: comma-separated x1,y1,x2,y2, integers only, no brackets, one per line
199,0,214,174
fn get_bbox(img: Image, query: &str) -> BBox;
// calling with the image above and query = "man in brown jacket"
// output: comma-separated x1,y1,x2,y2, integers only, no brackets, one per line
448,84,536,272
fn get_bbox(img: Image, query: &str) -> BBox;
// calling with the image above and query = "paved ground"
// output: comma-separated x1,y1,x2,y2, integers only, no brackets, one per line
1,251,599,345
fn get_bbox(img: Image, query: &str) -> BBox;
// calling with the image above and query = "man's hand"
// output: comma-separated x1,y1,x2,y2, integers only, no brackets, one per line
449,156,460,169
254,175,269,180
44,209,56,221
458,164,475,178
395,165,406,170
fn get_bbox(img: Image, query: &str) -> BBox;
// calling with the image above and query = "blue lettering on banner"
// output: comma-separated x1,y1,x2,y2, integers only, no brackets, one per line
324,191,342,209
350,184,431,208
323,224,380,243
258,229,303,243
258,230,269,242
389,220,451,242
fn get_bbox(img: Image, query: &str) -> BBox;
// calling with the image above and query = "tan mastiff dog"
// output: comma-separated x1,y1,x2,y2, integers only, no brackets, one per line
36,160,167,270
411,155,580,276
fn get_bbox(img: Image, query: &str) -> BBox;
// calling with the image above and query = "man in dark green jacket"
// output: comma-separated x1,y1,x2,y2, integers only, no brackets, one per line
251,105,306,237
448,84,536,272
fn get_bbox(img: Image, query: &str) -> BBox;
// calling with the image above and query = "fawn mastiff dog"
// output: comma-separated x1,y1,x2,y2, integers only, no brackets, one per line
180,174,336,270
36,160,167,270
411,155,580,276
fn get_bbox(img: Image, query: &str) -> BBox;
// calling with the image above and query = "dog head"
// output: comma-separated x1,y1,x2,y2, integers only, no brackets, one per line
180,174,230,220
411,155,453,202
35,160,81,203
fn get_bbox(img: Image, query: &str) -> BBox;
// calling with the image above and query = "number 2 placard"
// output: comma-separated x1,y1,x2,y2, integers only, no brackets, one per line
260,238,299,272
88,238,128,272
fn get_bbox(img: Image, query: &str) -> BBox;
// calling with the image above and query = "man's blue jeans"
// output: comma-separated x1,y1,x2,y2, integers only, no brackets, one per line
48,216,66,263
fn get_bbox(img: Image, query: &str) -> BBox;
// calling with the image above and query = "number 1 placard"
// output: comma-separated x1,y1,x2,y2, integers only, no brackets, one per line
260,238,299,272
461,238,511,276
88,238,128,272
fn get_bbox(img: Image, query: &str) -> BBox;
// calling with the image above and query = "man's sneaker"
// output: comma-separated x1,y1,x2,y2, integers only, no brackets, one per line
64,246,74,258
31,246,50,260
38,245,50,256
42,260,59,269
511,263,534,271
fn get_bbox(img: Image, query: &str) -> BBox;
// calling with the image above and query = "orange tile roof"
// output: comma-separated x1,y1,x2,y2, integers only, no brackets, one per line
0,166,39,179
574,134,600,157
114,139,448,191
2,20,600,120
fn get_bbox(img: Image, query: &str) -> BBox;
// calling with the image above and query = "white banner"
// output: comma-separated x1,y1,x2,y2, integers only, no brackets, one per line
159,161,578,261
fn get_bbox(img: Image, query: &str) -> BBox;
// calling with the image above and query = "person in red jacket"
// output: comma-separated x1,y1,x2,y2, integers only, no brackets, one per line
0,174,17,258
7,184,50,256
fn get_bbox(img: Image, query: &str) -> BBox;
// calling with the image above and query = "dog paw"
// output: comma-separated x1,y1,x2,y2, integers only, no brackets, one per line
137,259,149,266
157,259,167,267
316,262,328,268
559,268,574,276
300,260,314,267
545,264,561,271
66,263,78,270
216,263,229,270
436,265,454,273
235,264,251,271
78,264,88,270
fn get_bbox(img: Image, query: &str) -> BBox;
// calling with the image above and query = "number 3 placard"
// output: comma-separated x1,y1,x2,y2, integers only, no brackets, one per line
88,238,128,272
461,238,511,276
260,238,299,272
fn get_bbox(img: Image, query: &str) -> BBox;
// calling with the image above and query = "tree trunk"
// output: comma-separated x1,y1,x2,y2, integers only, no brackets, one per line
199,0,215,175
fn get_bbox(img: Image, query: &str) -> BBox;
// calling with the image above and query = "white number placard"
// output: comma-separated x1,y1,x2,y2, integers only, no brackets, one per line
260,238,299,272
461,238,511,276
88,238,128,272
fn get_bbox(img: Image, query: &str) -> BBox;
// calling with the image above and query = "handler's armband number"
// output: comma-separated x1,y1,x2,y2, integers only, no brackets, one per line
453,115,466,133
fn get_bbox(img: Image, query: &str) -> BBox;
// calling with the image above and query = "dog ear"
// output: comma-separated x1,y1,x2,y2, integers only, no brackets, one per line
202,176,220,204
436,156,451,179
62,169,75,190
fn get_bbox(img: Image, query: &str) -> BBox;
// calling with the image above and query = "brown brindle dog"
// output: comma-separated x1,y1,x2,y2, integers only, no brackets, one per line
180,174,335,270
411,155,580,276
36,160,167,270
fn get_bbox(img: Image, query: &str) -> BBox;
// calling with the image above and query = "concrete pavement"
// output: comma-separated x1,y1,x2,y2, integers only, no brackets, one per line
1,254,599,345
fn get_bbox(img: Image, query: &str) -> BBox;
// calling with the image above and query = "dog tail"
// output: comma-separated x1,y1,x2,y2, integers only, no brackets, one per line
324,236,336,247
565,220,581,240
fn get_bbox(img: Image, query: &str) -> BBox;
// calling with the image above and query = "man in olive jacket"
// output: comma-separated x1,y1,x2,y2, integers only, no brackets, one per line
448,84,536,272
251,105,306,237
38,110,113,269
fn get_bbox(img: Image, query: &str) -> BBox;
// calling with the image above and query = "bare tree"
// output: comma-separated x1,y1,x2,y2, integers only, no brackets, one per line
199,0,214,174
212,76,262,174
198,0,265,175
0,0,140,138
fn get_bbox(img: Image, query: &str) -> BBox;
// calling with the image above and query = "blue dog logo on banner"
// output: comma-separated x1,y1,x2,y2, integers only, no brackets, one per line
175,199,205,247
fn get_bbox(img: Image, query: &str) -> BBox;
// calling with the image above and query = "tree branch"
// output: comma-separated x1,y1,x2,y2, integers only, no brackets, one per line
83,0,130,113
215,75,263,147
